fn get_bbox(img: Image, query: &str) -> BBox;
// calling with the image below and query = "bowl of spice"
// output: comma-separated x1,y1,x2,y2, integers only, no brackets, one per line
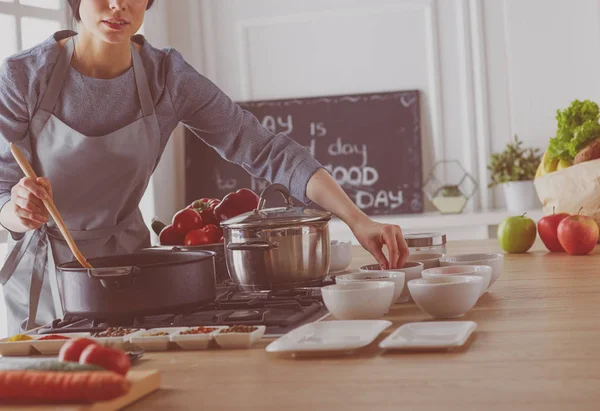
0,334,35,356
170,326,225,350
214,325,266,349
31,333,91,355
130,328,190,351
92,327,144,345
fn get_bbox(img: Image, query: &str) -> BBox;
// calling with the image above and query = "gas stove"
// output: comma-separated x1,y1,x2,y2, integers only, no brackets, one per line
36,283,331,338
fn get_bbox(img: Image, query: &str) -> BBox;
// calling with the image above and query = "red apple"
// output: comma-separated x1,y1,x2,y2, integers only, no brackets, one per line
557,211,599,255
537,210,570,252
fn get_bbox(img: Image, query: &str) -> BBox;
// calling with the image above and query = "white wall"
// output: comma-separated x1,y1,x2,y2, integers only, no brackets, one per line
145,0,600,241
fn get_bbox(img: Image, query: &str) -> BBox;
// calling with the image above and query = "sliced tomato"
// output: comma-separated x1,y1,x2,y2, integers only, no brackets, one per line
79,345,131,376
58,338,98,363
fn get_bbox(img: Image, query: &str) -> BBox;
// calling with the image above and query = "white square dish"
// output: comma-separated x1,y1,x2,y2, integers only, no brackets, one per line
30,333,92,355
378,321,477,351
265,320,392,355
92,328,145,345
214,325,266,349
129,328,189,351
170,326,226,350
0,337,35,356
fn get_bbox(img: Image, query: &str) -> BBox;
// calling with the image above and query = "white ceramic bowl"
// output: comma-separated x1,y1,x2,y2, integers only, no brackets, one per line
321,281,394,320
421,265,492,297
360,262,424,303
439,253,504,287
406,253,444,269
408,276,482,319
335,271,405,304
329,240,353,273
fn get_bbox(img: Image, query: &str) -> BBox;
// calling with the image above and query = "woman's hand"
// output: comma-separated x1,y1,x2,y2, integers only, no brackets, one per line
350,217,409,270
9,177,52,230
306,169,410,269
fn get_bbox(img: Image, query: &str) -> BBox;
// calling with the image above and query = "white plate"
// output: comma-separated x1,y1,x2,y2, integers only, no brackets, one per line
0,336,35,356
130,328,189,351
214,326,266,349
30,333,92,355
265,320,392,355
379,321,477,350
170,326,227,350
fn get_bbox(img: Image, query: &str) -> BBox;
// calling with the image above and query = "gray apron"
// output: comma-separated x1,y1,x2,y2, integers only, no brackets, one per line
0,37,161,335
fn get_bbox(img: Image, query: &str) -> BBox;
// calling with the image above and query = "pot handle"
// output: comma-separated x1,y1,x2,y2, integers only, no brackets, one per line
257,184,294,211
87,266,139,289
227,241,278,251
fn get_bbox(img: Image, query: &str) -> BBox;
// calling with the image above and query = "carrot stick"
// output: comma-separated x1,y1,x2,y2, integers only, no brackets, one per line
0,371,130,403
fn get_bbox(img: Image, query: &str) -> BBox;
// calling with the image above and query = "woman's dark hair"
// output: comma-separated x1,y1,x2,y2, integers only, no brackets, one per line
67,0,155,22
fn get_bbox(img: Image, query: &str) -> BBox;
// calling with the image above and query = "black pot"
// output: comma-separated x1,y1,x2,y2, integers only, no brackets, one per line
56,250,217,320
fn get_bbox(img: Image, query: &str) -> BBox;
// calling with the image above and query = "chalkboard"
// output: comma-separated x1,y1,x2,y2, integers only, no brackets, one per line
184,90,423,216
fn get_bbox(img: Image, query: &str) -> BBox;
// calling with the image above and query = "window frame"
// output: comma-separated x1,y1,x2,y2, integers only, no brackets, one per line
0,0,68,53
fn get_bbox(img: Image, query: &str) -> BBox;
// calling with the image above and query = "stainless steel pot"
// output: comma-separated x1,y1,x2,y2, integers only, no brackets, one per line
220,184,331,290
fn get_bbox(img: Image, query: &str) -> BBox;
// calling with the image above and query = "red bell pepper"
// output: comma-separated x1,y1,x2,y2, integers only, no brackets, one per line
213,188,259,221
188,198,220,227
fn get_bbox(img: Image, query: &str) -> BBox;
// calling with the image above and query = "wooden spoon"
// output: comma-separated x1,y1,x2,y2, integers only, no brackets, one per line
9,143,93,269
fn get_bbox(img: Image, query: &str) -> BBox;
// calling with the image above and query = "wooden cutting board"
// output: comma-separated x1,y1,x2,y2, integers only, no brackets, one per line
0,370,160,411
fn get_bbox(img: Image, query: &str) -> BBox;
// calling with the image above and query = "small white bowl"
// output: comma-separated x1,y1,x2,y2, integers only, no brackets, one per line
406,253,444,269
31,333,92,355
360,262,424,303
130,328,189,351
214,326,266,349
408,276,482,319
329,240,352,273
170,326,226,350
439,253,504,287
321,281,394,320
335,271,405,304
422,265,492,297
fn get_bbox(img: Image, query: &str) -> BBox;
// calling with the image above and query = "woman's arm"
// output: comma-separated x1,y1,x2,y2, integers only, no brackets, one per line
306,169,409,269
165,49,408,268
0,60,49,238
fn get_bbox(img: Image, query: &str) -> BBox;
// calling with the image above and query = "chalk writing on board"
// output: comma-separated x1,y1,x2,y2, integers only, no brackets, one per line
185,90,423,216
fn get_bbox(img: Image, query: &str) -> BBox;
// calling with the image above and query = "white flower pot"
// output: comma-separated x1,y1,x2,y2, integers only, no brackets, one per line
502,180,540,213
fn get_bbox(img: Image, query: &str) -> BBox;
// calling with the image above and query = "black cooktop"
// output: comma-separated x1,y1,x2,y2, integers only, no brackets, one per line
36,285,331,338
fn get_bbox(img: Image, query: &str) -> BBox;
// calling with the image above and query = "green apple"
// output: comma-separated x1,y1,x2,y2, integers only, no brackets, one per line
497,214,537,253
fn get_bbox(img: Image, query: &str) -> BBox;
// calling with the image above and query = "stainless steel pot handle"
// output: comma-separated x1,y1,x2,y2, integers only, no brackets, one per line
87,266,139,289
227,241,278,251
257,183,294,211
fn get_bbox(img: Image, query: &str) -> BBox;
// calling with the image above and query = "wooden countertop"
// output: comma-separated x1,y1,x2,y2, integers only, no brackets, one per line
129,239,600,411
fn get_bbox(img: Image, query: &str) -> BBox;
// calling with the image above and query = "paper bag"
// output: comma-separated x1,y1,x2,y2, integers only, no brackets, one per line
534,158,600,225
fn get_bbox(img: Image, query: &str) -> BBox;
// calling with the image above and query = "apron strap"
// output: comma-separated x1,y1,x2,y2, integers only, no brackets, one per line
131,43,155,117
46,206,142,242
25,227,49,330
39,37,75,114
0,229,38,285
0,226,49,331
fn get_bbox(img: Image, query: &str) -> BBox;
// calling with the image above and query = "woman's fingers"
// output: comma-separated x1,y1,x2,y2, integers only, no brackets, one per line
396,230,409,267
365,240,390,270
382,225,400,269
20,177,49,200
36,177,53,198
14,204,47,226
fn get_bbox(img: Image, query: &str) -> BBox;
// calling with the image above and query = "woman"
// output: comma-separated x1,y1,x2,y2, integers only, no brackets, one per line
0,0,409,335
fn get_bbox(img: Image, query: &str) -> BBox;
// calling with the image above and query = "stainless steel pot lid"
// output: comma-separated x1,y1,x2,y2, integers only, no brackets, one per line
220,184,331,229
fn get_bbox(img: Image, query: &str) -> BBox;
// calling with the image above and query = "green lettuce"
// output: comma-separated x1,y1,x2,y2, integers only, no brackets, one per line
548,100,600,160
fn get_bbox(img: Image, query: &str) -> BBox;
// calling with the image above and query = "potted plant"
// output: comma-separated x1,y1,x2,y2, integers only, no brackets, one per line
488,135,543,212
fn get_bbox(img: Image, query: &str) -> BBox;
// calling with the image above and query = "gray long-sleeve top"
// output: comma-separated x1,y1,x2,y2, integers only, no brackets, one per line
0,30,322,234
